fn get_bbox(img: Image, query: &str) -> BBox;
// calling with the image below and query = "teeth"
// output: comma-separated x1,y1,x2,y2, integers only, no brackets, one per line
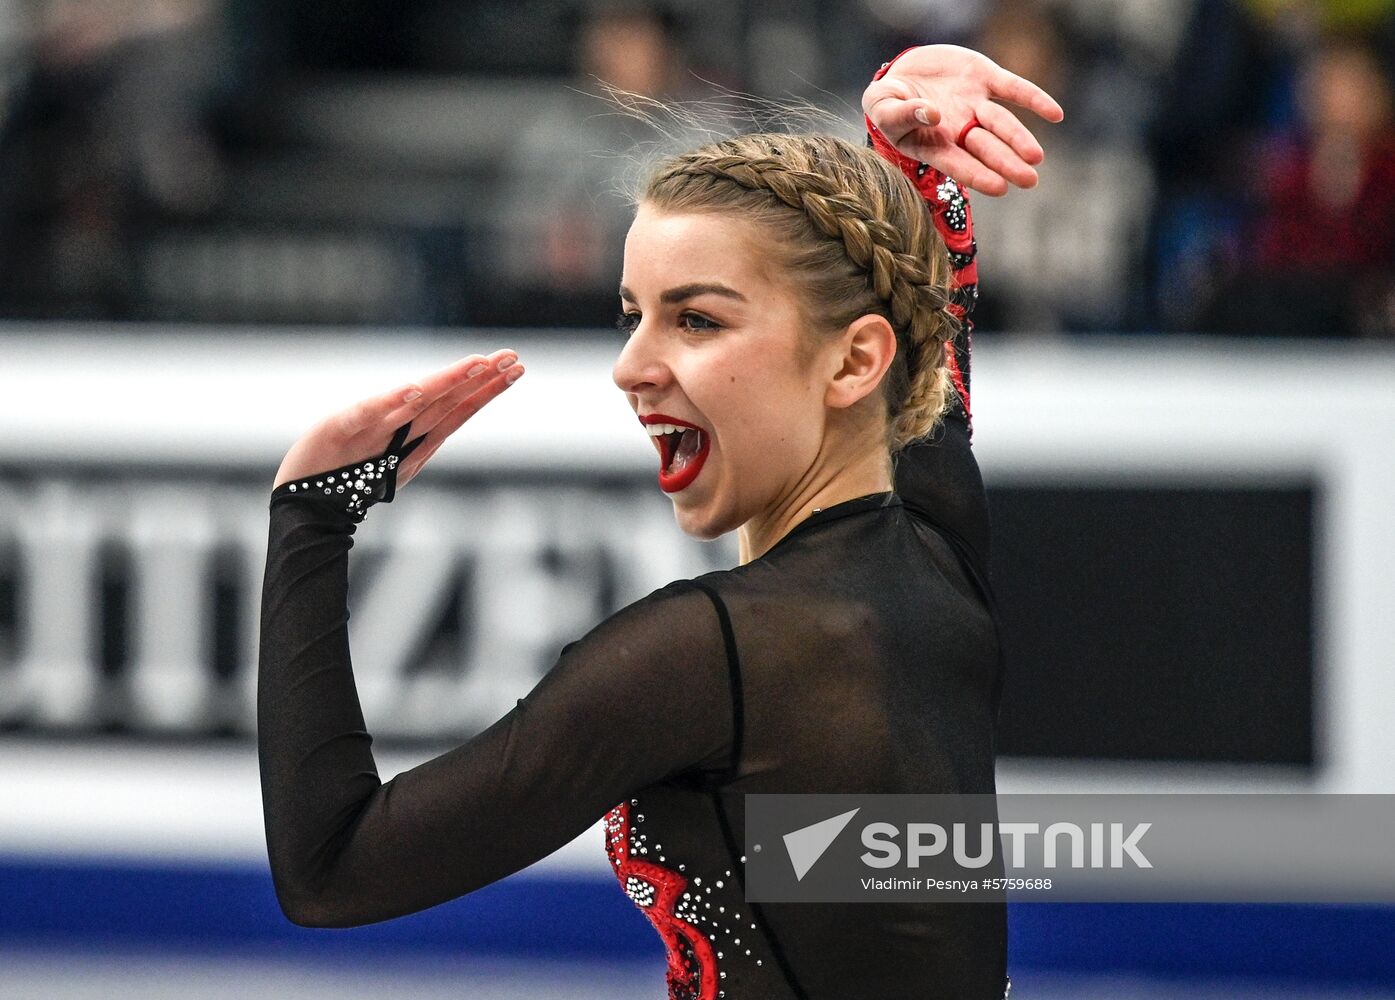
646,422,698,437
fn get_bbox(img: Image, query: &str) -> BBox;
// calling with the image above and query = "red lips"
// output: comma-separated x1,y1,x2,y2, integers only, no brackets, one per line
638,413,711,494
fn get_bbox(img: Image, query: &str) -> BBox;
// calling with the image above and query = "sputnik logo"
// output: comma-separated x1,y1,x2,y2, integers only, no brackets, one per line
783,808,860,881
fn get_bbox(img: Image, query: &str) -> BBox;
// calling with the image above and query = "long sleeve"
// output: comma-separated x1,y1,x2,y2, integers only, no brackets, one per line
257,488,736,928
864,51,991,576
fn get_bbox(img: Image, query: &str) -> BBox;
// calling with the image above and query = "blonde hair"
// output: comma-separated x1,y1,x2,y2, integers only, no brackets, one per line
639,131,959,451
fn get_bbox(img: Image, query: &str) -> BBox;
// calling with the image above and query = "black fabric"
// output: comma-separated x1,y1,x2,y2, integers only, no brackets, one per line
258,107,1007,1000
258,402,1007,998
268,419,427,524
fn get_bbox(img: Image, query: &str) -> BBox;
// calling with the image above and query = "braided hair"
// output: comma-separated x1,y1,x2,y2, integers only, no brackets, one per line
641,132,958,451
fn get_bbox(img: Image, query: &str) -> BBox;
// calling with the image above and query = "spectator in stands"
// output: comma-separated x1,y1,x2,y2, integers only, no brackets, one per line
1205,32,1395,337
963,0,1156,333
0,0,226,320
482,2,702,329
1145,0,1282,334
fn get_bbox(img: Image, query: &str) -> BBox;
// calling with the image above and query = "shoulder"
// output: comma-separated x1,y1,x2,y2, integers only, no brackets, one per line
555,577,732,669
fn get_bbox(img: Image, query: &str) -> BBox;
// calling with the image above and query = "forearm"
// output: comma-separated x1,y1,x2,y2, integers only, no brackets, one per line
257,495,384,926
865,116,978,423
866,51,991,569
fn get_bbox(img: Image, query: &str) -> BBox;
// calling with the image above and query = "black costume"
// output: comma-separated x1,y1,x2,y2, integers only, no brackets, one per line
258,53,1009,1000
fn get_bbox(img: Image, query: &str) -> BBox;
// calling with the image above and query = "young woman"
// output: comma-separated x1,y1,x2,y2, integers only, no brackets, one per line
259,43,1061,1000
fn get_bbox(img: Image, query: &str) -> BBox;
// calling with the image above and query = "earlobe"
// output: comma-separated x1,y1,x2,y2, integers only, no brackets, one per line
826,314,896,410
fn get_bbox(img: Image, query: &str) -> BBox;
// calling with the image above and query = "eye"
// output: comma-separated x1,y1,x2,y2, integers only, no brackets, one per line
616,311,641,337
679,312,720,331
616,310,720,336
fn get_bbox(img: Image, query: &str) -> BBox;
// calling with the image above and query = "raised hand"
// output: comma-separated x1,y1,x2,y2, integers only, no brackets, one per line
861,44,1064,196
272,348,525,492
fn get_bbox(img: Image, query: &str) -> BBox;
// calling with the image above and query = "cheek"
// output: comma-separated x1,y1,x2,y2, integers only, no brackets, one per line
686,334,821,462
723,371,821,458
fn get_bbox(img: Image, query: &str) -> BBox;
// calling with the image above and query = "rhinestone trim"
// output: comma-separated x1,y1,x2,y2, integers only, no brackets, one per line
270,419,427,523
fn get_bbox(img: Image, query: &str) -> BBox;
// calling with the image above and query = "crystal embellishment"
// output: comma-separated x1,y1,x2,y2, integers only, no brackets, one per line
269,419,427,524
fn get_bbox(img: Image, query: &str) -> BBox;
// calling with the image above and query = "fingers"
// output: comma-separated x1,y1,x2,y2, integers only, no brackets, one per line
410,350,522,437
341,348,520,445
963,122,1039,189
418,355,525,448
974,100,1044,167
413,350,512,404
336,352,485,437
930,144,1009,197
384,351,526,482
988,66,1064,123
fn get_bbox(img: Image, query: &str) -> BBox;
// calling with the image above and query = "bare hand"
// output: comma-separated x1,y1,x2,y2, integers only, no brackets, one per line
862,44,1064,197
273,348,525,492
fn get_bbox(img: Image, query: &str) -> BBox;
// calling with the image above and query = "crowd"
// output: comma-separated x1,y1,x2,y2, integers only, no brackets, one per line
0,0,1390,337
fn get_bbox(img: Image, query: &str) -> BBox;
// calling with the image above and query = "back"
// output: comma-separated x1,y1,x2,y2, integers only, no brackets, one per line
604,491,1006,1000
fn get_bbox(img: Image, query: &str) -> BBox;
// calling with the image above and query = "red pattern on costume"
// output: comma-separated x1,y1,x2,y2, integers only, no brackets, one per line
605,800,719,1000
864,47,979,426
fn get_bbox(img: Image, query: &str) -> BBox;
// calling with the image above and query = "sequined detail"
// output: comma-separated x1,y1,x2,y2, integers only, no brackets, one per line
626,874,657,907
605,798,758,999
936,177,969,232
948,238,978,270
951,283,980,313
269,419,427,524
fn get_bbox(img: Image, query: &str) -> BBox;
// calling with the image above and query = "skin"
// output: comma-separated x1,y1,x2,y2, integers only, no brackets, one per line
613,203,897,563
273,45,1062,558
605,45,1062,559
1304,45,1394,142
862,43,1063,197
272,348,526,493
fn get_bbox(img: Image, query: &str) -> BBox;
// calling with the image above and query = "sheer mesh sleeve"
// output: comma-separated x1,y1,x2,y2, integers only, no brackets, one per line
258,483,735,928
865,50,992,575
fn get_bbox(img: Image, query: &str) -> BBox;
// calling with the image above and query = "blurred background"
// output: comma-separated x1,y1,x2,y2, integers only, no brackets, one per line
1,0,1394,997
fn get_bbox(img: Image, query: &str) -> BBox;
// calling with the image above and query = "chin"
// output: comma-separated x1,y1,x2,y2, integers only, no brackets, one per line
671,502,735,542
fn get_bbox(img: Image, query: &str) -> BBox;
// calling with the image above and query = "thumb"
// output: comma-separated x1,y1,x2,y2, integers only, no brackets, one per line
865,86,940,141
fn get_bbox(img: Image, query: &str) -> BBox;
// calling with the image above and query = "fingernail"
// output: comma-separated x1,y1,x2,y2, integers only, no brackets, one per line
466,363,487,377
505,366,524,383
914,108,931,125
404,387,422,401
498,356,517,371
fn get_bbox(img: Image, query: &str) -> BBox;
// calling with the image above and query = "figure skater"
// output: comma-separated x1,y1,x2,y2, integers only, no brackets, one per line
258,42,1061,1000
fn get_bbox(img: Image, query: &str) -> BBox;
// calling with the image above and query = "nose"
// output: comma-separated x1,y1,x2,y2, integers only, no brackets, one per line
612,319,671,397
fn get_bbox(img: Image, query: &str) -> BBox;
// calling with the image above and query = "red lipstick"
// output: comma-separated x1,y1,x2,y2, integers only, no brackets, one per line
638,412,712,494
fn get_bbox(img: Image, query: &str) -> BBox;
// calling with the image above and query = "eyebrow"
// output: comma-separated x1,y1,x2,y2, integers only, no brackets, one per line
618,282,749,305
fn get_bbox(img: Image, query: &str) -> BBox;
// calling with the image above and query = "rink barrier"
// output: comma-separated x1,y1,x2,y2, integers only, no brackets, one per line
1,856,1393,986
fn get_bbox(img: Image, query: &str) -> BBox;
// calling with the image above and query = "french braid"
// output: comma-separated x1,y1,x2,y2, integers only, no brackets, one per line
643,133,958,450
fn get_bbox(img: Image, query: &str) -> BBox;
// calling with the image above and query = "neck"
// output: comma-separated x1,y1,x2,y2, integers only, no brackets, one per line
737,437,892,565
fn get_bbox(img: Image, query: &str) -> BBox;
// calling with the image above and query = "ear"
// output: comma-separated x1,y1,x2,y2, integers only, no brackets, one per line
824,313,897,411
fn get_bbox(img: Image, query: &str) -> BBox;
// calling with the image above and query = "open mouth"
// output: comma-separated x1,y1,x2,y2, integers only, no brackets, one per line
642,416,711,494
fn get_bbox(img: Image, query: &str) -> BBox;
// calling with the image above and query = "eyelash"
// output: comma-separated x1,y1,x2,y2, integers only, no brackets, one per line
616,311,720,336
